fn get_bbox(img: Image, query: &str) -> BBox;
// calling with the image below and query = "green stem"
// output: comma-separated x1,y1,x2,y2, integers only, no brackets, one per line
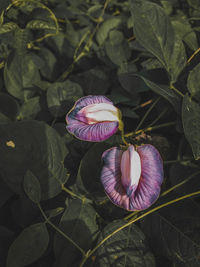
79,190,200,267
61,184,83,200
135,97,161,131
149,108,168,127
38,204,85,256
125,121,176,138
170,83,184,97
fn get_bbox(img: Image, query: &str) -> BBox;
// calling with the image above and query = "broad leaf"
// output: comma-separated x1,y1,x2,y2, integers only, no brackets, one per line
7,223,49,267
130,0,186,82
4,52,40,101
0,121,68,200
0,92,19,120
0,22,18,34
23,170,41,204
187,62,200,102
141,200,200,267
54,199,98,266
182,94,200,160
94,220,155,267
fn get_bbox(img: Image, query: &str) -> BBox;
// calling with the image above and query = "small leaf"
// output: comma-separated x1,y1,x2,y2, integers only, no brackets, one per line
23,170,41,203
187,62,200,102
26,19,57,30
47,80,83,117
0,22,18,34
18,96,41,120
95,220,155,267
96,17,121,46
182,94,200,160
7,223,49,267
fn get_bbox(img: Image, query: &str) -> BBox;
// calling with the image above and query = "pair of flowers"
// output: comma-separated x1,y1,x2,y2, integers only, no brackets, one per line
66,95,163,211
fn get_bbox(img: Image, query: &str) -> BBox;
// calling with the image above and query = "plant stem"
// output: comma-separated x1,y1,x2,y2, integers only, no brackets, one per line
61,184,83,200
79,190,200,267
135,97,161,131
38,204,85,256
125,121,176,138
170,83,184,97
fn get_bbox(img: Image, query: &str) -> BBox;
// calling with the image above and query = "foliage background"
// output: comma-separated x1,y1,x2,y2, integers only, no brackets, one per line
0,0,200,266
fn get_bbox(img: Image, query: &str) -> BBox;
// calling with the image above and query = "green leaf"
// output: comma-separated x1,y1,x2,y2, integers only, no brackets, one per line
138,75,181,113
171,16,198,51
141,200,200,266
23,170,41,203
182,94,200,160
187,63,200,102
4,52,40,101
0,92,19,120
0,226,14,266
47,80,83,117
187,0,200,8
7,223,49,267
95,220,155,267
54,199,98,266
121,107,139,119
130,0,186,82
96,17,121,46
105,30,131,66
72,67,110,95
0,22,18,34
26,19,57,30
0,121,68,200
75,143,111,200
18,96,41,120
46,207,64,219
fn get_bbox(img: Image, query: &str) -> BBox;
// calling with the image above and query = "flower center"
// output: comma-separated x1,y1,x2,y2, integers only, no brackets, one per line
120,145,141,196
77,103,120,124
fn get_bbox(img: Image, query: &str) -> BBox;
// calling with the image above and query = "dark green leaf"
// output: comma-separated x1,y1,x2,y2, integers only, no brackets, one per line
46,207,64,218
96,17,121,46
141,200,200,267
4,52,40,101
18,96,41,120
23,170,41,203
75,143,111,200
130,0,186,82
0,121,68,200
0,175,13,208
138,75,181,113
47,80,83,117
187,63,200,102
7,223,49,267
121,107,138,119
0,226,14,267
182,94,200,160
94,220,155,267
54,199,98,266
0,92,19,120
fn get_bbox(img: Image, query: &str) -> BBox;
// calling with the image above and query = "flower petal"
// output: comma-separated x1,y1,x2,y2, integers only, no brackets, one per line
66,95,119,142
66,121,119,142
66,95,113,124
100,147,130,210
129,144,164,210
121,145,141,197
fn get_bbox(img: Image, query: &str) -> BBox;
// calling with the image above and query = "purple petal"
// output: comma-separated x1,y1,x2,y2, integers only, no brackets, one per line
100,147,130,210
129,144,164,210
66,95,119,142
100,144,163,211
66,121,119,142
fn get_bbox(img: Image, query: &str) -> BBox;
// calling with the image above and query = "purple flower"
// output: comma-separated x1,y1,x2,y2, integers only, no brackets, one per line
100,144,164,211
66,95,121,142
